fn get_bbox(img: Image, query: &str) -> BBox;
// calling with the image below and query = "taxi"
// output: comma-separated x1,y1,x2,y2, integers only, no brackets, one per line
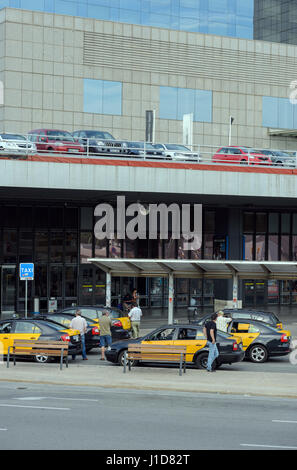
61,306,131,336
226,319,291,363
105,323,244,370
0,318,81,362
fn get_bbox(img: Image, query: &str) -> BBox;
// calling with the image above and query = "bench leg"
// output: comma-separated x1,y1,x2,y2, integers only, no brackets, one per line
179,353,182,376
60,349,64,370
184,354,186,374
123,351,127,373
66,354,69,368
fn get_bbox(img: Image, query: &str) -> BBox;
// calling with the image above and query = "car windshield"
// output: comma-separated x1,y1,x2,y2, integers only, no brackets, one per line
47,131,75,142
0,134,27,140
165,144,190,151
128,142,155,150
36,320,66,332
86,131,115,140
273,151,291,157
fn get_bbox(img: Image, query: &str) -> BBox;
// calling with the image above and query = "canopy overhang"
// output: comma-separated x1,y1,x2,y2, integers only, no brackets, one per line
268,128,297,138
88,258,297,280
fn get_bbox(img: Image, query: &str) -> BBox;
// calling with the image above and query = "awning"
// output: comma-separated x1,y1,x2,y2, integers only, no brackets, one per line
88,258,297,280
268,128,297,138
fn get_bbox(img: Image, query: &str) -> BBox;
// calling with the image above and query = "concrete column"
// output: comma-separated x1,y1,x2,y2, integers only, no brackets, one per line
168,273,174,324
232,272,239,308
106,272,111,307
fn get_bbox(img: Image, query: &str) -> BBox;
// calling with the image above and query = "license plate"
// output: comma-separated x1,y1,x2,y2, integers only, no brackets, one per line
68,149,79,153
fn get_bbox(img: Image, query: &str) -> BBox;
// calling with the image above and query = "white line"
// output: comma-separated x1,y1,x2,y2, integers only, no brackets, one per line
272,420,297,424
241,444,297,449
0,404,70,411
14,397,98,402
0,429,7,431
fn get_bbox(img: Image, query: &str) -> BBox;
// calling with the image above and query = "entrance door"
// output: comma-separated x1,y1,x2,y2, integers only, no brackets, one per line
1,266,16,315
243,280,266,307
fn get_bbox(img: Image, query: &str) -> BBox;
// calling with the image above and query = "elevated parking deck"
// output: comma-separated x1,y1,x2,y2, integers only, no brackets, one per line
1,153,297,201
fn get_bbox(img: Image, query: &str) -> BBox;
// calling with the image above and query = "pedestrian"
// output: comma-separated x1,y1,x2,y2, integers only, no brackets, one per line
203,313,219,372
122,291,133,313
128,302,142,338
216,310,232,333
98,309,112,360
70,309,88,361
132,288,139,305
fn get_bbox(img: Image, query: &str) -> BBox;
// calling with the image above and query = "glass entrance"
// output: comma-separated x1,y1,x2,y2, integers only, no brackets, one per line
243,279,266,306
1,266,16,314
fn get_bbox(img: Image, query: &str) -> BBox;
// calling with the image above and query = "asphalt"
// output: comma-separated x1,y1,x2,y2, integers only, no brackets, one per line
1,311,297,399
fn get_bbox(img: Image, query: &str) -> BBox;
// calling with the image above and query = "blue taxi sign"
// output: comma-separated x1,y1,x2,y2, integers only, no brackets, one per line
20,263,34,281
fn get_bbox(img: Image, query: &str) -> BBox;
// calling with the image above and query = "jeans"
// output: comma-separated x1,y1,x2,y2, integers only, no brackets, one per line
100,335,112,348
207,341,219,371
72,334,87,360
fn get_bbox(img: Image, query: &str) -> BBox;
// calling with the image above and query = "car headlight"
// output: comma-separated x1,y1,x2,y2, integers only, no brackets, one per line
173,152,184,157
96,141,104,146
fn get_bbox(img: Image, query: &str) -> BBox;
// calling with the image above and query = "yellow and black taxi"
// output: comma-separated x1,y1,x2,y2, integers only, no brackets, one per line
61,306,131,338
226,319,291,363
34,312,100,352
196,309,283,330
0,318,81,363
105,323,245,370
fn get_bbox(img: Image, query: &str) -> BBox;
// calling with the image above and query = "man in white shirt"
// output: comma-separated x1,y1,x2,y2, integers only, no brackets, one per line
70,309,88,360
216,310,232,333
128,302,143,338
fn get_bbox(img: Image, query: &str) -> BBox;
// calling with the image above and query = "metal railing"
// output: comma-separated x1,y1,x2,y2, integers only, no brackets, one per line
0,133,297,169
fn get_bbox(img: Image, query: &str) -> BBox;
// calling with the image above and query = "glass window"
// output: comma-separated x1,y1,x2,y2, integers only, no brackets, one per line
35,232,48,263
0,322,12,333
204,234,213,259
14,322,42,334
148,327,176,341
269,213,279,233
84,79,122,115
95,238,107,258
281,235,290,261
255,235,265,261
50,266,62,297
243,212,254,232
268,235,279,261
65,232,78,263
243,234,253,260
281,214,291,234
256,213,267,233
80,207,93,230
109,238,122,258
3,229,17,262
160,86,212,122
65,266,77,297
50,232,64,263
35,265,48,298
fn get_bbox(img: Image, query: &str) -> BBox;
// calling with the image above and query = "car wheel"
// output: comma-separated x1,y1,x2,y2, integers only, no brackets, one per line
240,159,248,164
248,344,268,363
195,352,209,369
34,353,51,364
118,350,138,367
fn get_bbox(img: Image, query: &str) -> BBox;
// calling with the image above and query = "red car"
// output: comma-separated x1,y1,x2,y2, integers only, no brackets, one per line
212,146,273,165
28,129,85,155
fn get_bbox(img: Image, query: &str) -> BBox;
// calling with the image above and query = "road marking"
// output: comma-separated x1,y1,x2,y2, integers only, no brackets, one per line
272,420,297,424
241,444,297,449
0,404,70,411
14,397,98,402
0,428,7,431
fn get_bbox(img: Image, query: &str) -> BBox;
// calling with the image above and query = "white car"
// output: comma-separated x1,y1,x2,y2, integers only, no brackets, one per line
153,143,202,162
0,133,37,154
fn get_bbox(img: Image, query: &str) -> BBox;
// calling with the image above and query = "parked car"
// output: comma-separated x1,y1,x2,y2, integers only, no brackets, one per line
105,323,244,370
195,309,283,330
212,146,273,165
153,143,201,162
0,133,37,154
33,313,100,352
60,306,131,338
226,319,291,363
122,141,165,158
28,129,85,154
255,149,296,167
0,318,81,363
72,130,124,155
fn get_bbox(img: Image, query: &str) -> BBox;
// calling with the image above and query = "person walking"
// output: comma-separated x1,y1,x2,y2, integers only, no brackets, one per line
128,302,142,338
98,309,112,360
203,313,219,372
70,309,88,360
216,310,232,333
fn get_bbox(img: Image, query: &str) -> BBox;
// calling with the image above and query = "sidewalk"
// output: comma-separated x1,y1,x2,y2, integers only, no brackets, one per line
1,361,297,399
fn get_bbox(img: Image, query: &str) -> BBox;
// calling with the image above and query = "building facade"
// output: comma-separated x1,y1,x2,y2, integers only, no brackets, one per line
0,3,297,317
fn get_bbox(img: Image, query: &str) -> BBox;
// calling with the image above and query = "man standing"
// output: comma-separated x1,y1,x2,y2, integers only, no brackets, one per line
70,309,88,360
203,313,219,372
216,310,232,333
128,302,142,338
98,310,112,360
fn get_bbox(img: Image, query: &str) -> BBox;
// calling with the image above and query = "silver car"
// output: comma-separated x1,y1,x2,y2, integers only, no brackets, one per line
153,143,201,162
0,133,37,154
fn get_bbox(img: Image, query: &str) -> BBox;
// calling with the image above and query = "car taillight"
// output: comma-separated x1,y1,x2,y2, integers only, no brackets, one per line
233,342,238,351
112,320,122,327
92,327,99,335
61,334,71,342
281,334,288,343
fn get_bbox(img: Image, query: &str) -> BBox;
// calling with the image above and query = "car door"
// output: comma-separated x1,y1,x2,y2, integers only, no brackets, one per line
173,327,207,362
0,321,14,355
228,321,260,350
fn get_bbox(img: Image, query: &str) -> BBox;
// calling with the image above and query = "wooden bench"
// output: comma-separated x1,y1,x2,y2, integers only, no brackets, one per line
123,344,187,376
7,340,69,370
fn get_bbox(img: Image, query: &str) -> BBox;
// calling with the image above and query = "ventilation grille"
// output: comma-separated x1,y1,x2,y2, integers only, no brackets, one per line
83,31,297,86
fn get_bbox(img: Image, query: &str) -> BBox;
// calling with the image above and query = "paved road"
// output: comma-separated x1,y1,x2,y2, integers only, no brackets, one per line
0,382,297,450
